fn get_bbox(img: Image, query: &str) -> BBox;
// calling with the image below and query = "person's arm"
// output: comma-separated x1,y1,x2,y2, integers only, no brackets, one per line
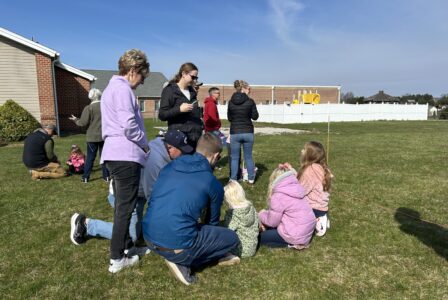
114,89,147,149
158,88,182,121
207,178,224,226
227,103,233,122
44,139,58,162
74,106,90,127
258,194,284,228
223,209,238,231
251,100,259,120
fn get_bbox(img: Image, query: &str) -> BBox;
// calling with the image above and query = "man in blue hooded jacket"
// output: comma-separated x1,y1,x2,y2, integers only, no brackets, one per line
143,133,239,286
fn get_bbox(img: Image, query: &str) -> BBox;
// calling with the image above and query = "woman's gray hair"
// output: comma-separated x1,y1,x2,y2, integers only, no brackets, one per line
88,88,102,101
118,49,150,77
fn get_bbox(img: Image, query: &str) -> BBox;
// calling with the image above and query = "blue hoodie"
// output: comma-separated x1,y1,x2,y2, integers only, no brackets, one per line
142,152,224,249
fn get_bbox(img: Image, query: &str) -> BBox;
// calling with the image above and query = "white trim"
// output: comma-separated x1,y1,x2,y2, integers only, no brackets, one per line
203,83,341,89
0,27,59,57
55,62,96,81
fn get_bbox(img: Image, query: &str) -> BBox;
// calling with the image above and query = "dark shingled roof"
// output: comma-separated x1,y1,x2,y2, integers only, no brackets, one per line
82,69,168,98
364,90,400,103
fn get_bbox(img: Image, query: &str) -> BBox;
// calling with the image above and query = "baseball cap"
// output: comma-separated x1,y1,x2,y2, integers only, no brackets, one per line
163,130,193,154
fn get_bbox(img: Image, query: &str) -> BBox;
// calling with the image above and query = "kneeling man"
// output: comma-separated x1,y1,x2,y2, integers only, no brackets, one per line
143,133,239,285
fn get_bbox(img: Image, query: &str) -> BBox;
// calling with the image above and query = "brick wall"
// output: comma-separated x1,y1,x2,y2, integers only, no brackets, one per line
197,85,340,106
35,52,56,126
139,97,160,119
55,67,91,132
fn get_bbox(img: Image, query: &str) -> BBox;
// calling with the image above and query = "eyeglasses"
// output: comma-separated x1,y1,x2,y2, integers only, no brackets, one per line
189,74,199,81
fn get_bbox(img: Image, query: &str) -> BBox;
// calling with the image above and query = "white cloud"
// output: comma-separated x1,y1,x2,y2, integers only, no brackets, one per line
268,0,305,48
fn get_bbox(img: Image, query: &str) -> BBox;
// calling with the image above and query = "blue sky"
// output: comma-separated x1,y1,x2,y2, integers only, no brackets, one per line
2,0,447,97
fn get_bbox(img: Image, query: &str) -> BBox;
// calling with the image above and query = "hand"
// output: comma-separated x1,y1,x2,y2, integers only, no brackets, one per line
180,103,193,113
69,114,78,121
259,222,266,232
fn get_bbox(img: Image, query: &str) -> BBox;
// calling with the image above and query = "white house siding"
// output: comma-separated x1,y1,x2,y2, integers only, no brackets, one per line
0,36,41,122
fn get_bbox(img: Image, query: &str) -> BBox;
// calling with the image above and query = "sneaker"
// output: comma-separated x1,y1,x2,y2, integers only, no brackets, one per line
125,246,151,257
81,178,88,183
70,213,87,245
164,259,197,286
217,254,240,266
315,215,328,237
108,255,139,273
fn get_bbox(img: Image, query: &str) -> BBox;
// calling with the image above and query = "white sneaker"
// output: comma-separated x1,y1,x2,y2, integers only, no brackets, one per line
315,215,328,237
108,255,139,273
218,254,240,266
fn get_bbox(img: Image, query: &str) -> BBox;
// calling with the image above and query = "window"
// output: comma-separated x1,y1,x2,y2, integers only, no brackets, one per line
222,100,227,105
139,100,145,112
155,100,160,110
273,100,278,105
265,100,270,105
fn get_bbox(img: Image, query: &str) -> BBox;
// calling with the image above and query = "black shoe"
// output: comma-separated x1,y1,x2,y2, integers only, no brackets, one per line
81,178,88,183
164,259,197,285
70,213,87,245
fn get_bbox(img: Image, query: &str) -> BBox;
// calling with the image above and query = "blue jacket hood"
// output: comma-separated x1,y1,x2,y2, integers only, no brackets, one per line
171,152,212,174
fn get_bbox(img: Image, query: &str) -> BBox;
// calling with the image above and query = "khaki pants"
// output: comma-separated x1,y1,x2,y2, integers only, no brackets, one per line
31,162,66,180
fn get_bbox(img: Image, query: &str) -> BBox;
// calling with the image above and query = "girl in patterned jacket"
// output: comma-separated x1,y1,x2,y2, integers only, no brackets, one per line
223,180,259,258
297,141,333,236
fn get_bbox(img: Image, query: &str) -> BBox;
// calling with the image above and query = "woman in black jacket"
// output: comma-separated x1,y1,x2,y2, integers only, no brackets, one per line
227,80,259,183
158,62,202,150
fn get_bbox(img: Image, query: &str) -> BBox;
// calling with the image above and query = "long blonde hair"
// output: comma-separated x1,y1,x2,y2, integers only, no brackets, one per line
267,165,297,206
297,141,332,191
224,180,251,209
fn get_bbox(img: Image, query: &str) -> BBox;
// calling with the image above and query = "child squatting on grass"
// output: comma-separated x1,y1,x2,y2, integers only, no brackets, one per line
297,141,334,236
258,164,316,249
66,144,85,174
223,180,259,258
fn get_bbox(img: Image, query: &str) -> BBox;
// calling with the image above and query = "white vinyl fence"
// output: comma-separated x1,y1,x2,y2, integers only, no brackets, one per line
217,103,428,124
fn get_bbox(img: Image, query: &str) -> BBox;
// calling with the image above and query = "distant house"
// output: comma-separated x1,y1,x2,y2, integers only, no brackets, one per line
0,27,96,134
364,90,400,104
84,70,167,118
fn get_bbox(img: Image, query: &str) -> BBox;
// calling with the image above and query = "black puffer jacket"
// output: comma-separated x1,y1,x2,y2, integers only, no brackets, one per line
227,92,259,134
158,82,203,140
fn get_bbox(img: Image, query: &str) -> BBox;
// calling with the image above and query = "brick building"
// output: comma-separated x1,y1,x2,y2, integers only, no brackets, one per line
84,69,168,119
0,27,96,134
196,84,341,105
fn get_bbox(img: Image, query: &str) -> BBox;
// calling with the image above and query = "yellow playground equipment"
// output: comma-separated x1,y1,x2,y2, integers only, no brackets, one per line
292,92,321,104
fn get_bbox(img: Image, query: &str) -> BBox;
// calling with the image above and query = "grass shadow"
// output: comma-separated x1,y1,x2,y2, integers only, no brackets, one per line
394,207,448,261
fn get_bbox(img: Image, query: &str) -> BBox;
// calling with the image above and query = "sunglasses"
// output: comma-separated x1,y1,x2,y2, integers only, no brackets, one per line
189,74,199,80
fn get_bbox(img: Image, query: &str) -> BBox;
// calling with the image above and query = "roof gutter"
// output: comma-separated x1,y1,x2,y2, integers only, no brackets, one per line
51,57,61,136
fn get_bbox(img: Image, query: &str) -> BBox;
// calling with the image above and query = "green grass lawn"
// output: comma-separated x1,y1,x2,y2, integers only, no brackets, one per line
1,120,447,299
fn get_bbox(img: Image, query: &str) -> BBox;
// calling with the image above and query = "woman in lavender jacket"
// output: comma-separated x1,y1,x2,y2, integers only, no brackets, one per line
100,49,150,273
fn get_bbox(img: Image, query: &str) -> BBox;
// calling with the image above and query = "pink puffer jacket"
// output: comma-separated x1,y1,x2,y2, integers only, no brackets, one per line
259,172,316,246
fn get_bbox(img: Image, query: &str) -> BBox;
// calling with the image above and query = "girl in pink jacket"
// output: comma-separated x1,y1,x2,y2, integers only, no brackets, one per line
297,141,333,236
259,165,316,249
66,144,85,174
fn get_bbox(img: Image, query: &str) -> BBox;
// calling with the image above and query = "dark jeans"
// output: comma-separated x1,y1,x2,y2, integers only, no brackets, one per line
83,141,110,180
106,161,141,259
260,229,289,248
148,225,239,268
313,209,327,218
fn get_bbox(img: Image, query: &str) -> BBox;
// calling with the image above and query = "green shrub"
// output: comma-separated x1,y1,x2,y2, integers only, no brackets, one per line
439,108,448,120
0,100,40,141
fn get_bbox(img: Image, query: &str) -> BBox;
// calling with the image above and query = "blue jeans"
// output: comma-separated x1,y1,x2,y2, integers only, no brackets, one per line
230,133,255,181
148,225,239,268
86,194,145,242
313,209,328,218
83,142,110,180
260,229,289,248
